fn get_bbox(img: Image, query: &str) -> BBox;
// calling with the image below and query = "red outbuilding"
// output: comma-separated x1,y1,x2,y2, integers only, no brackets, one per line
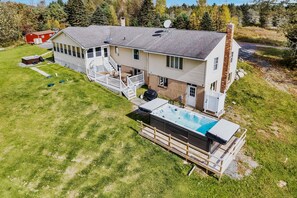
25,30,55,44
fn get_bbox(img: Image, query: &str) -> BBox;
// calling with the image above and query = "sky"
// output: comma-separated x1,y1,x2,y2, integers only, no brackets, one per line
10,0,253,6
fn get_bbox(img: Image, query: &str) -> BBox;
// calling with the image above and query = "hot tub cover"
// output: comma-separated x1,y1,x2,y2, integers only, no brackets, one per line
206,119,240,144
139,98,168,112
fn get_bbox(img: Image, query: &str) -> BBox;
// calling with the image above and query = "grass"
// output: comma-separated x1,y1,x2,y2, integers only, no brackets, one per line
234,26,287,46
0,45,296,197
254,47,290,60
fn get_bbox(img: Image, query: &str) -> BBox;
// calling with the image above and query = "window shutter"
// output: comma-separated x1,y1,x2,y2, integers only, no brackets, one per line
166,56,169,67
180,58,183,69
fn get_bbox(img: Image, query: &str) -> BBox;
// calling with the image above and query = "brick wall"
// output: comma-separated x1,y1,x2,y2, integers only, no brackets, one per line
220,23,234,93
148,74,205,110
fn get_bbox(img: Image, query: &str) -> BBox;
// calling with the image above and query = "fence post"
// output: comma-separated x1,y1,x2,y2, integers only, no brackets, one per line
154,127,156,143
168,134,171,148
186,143,189,161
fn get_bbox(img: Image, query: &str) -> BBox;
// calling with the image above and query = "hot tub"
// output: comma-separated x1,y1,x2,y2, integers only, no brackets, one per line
150,103,219,152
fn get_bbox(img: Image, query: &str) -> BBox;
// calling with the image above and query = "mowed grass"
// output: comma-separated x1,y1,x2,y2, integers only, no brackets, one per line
0,45,296,197
234,26,287,46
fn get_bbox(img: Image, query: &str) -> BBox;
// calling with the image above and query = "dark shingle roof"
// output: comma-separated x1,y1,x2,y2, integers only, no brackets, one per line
55,25,226,60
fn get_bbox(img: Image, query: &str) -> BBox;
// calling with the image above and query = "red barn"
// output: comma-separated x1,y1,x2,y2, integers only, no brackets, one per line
25,30,55,44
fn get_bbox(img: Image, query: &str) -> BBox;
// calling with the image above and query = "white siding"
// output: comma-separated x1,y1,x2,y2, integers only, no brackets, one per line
204,37,226,92
52,33,86,72
228,41,240,86
110,46,148,70
148,53,206,86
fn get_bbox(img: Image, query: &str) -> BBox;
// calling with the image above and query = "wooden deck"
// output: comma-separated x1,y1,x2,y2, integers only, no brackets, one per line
137,121,246,180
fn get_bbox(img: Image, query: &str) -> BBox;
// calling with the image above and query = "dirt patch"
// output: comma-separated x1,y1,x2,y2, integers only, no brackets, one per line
224,150,259,180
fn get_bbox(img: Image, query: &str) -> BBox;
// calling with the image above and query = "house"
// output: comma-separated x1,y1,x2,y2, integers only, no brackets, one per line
25,30,55,44
50,22,240,116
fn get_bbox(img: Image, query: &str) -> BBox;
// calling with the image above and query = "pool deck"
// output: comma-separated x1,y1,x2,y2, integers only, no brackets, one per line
138,121,246,180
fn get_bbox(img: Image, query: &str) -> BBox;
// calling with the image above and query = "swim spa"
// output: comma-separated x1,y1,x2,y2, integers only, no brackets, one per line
140,99,240,153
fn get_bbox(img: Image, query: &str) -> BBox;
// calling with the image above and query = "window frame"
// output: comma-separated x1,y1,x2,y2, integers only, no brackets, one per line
72,46,76,57
56,43,60,52
228,72,232,83
231,52,234,63
60,43,63,53
87,48,94,58
159,76,168,88
214,57,219,70
115,46,119,55
81,49,85,59
95,47,101,57
64,44,67,54
76,47,81,58
133,49,139,60
166,56,183,70
68,45,71,56
210,81,217,91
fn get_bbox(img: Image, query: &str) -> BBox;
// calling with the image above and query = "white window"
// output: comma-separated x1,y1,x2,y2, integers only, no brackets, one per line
76,47,81,58
231,52,234,63
68,45,71,56
87,48,94,58
133,49,139,60
53,42,56,51
56,43,60,52
49,34,53,36
159,77,168,87
64,44,67,54
166,56,183,70
41,35,44,38
115,46,119,55
72,46,76,57
95,47,101,57
60,43,63,53
210,81,217,91
228,72,232,83
214,57,219,70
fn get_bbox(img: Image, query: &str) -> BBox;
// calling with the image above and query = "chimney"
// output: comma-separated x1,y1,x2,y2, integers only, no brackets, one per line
120,17,125,27
220,23,234,93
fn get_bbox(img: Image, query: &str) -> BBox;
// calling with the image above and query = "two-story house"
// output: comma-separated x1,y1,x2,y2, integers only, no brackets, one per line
51,22,240,115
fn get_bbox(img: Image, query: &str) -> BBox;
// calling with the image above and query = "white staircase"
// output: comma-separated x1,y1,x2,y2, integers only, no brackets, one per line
87,57,138,100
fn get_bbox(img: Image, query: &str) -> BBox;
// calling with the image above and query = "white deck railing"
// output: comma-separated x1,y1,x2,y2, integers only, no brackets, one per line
128,71,145,87
108,56,118,70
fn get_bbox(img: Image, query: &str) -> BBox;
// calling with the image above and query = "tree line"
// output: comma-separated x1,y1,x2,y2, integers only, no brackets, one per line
0,0,296,67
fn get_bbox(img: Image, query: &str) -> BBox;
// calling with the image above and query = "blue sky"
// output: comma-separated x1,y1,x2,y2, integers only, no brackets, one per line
12,0,253,6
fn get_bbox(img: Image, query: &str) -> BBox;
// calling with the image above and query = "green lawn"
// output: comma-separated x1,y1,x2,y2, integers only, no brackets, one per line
0,45,296,197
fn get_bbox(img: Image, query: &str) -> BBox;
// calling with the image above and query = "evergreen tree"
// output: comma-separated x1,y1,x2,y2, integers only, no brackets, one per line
173,13,189,29
259,2,270,28
57,0,64,7
137,0,155,27
0,3,19,46
155,0,166,16
65,0,88,26
189,12,199,30
91,6,109,25
218,4,231,32
210,4,219,30
200,12,213,31
110,5,119,25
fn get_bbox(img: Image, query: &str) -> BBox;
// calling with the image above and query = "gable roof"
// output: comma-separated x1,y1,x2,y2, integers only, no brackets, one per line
52,26,226,60
29,30,55,36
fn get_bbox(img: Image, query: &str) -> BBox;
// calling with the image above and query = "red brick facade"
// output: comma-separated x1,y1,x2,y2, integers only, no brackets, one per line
148,74,205,111
220,23,234,93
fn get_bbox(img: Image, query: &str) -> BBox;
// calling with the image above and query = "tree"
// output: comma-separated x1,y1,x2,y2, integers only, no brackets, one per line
65,0,88,27
155,0,166,16
0,3,19,46
200,12,213,31
259,2,270,28
91,6,109,25
173,13,189,29
283,4,297,68
137,0,155,27
210,4,219,30
47,2,67,24
189,12,199,30
218,4,231,32
109,5,119,25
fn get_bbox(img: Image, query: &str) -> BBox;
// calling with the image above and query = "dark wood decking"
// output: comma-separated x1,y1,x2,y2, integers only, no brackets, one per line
138,121,246,180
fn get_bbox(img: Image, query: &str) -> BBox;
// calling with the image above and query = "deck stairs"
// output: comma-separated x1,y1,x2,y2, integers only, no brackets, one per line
87,57,144,100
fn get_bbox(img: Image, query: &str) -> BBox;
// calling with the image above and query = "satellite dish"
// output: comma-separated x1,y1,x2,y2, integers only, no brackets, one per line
164,20,172,29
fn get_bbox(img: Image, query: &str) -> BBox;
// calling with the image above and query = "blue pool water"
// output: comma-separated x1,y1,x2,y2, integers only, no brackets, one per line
151,104,218,135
